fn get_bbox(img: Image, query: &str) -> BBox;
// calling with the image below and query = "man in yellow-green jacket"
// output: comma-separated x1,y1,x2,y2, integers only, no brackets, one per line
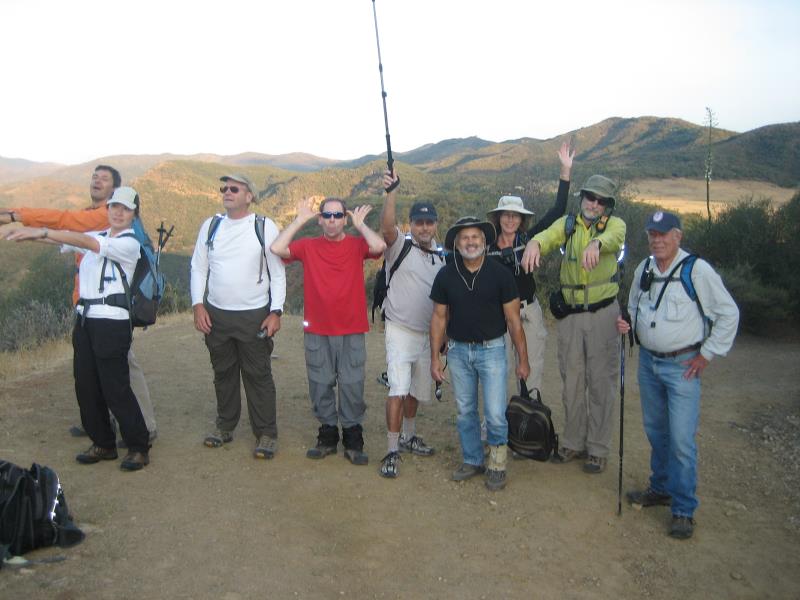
521,175,626,474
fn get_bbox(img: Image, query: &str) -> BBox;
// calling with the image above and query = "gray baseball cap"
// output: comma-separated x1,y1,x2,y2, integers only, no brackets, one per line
220,174,259,203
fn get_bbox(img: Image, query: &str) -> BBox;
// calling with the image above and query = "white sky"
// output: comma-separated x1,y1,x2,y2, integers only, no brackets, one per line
1,0,798,165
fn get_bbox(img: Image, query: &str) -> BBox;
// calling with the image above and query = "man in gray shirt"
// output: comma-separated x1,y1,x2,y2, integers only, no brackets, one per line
377,170,444,478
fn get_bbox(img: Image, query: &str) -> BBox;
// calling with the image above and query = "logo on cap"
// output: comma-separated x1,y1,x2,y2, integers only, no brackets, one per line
653,211,664,222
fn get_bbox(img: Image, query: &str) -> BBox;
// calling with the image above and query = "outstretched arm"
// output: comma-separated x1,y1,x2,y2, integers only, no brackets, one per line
5,226,100,251
270,197,318,258
5,206,109,232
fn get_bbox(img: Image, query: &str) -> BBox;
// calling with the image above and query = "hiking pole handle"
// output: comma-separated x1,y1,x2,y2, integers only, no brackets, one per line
371,0,394,175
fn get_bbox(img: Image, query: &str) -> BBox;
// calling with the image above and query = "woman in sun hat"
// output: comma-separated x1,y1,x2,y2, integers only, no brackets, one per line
486,141,574,394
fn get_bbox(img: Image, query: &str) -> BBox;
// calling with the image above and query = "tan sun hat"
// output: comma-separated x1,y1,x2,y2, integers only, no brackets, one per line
487,195,534,216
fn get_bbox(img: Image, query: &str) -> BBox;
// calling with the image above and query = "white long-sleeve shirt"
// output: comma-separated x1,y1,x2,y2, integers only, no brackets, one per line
190,213,286,312
628,248,740,361
62,229,140,320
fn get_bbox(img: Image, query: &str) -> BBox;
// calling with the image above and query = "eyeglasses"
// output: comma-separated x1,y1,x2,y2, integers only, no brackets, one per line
582,192,611,206
412,219,436,226
220,185,242,194
321,211,345,219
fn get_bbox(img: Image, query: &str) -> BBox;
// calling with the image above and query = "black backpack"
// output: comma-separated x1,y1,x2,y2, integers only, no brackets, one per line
0,461,84,565
505,381,558,461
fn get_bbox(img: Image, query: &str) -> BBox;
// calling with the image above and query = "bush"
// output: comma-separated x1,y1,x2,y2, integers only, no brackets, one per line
0,300,74,352
716,263,791,332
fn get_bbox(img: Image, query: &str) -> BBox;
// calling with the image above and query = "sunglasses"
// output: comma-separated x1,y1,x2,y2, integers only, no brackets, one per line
412,219,436,227
220,185,243,194
582,192,611,206
321,211,345,219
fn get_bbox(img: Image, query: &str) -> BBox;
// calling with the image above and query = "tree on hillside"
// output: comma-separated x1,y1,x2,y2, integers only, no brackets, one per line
704,107,717,225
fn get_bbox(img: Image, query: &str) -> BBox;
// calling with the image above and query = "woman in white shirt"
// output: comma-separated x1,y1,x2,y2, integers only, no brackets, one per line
5,187,151,471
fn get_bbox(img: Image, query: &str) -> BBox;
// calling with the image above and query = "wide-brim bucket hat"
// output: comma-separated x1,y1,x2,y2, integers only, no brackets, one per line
444,216,496,251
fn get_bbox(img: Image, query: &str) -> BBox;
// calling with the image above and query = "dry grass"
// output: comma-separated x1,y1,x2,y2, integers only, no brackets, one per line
629,178,796,215
0,311,191,385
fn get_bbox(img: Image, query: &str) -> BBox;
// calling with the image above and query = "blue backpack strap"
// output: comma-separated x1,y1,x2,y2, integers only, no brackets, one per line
205,214,224,251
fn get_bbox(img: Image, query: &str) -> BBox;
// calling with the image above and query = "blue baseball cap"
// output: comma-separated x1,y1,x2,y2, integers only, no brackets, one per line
646,210,682,232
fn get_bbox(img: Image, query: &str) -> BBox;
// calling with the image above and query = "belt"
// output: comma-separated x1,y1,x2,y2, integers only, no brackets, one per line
644,342,701,358
520,297,535,308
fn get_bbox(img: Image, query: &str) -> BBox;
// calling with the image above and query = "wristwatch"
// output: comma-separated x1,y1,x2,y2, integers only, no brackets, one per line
269,309,283,317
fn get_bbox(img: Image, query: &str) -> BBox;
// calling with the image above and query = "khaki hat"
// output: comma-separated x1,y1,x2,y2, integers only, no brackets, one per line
107,186,138,210
220,174,259,203
487,195,534,216
578,175,617,207
444,216,496,251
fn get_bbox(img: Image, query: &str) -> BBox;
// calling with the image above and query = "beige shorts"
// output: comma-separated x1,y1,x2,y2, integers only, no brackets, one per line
385,320,432,403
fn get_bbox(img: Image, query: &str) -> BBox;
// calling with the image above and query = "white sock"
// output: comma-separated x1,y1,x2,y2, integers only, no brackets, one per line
387,431,400,453
402,417,416,439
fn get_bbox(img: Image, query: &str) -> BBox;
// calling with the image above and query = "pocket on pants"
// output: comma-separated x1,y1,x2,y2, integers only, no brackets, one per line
340,335,366,384
304,334,329,382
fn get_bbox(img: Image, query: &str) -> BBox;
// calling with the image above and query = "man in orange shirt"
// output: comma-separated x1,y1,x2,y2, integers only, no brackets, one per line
1,165,157,441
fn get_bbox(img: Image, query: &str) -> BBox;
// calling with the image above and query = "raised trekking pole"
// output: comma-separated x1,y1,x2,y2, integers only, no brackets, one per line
371,0,396,178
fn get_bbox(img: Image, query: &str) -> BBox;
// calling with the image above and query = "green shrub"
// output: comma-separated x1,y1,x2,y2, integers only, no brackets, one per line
716,263,791,332
0,300,74,352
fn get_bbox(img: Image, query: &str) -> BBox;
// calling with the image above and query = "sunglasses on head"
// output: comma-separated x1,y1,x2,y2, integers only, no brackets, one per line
321,211,345,219
582,191,611,206
220,185,243,194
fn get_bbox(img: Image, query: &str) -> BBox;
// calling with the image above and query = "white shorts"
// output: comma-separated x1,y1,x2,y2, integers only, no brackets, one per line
385,320,432,403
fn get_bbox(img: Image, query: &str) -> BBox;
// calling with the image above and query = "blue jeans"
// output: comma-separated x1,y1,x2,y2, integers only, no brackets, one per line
638,348,702,518
447,337,507,466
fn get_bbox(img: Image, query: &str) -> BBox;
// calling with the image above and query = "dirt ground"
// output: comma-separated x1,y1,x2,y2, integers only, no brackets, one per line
1,314,799,600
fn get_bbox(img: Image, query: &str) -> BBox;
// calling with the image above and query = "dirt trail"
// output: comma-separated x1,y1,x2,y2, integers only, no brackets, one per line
1,315,799,599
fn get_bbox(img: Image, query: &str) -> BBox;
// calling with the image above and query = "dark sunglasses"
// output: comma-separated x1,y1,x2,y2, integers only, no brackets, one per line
220,185,242,194
321,211,345,219
582,192,611,206
412,219,437,227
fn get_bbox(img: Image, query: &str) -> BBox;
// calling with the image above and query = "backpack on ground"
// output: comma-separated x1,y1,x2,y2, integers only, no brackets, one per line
371,236,414,322
102,217,171,328
0,460,84,566
505,381,558,461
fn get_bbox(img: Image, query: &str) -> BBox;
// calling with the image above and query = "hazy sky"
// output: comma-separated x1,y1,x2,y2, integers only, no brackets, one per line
2,0,798,165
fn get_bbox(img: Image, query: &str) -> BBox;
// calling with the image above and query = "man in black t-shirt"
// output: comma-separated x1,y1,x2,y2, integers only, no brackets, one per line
430,217,530,491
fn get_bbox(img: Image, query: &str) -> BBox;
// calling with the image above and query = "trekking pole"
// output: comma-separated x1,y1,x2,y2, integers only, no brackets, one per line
371,0,394,176
617,331,625,516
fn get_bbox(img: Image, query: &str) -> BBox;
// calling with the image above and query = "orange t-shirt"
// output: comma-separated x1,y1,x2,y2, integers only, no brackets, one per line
18,205,109,305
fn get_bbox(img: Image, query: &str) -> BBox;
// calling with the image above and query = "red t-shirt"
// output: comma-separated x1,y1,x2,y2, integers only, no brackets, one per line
287,235,380,335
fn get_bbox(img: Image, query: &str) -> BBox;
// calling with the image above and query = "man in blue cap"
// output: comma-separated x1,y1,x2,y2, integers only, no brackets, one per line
376,170,445,478
618,210,739,539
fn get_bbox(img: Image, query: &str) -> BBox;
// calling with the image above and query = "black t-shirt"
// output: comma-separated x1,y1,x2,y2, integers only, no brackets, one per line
430,255,519,342
487,178,570,302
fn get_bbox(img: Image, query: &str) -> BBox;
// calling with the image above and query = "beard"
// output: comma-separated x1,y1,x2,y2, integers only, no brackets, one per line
458,243,485,260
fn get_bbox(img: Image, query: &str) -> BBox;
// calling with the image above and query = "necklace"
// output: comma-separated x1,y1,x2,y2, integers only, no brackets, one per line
454,255,484,291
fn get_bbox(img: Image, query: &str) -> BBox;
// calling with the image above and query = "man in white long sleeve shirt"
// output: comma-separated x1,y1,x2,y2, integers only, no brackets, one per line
190,174,286,459
617,210,739,540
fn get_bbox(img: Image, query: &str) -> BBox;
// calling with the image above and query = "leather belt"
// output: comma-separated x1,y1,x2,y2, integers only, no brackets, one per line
644,342,701,358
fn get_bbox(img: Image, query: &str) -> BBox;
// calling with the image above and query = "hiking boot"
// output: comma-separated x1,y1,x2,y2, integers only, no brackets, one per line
306,425,339,459
452,463,486,481
551,447,588,464
120,451,149,471
583,455,607,474
342,425,368,466
627,488,672,508
254,435,278,459
204,429,233,448
669,516,695,539
485,469,507,491
379,451,401,478
76,445,118,464
399,434,435,456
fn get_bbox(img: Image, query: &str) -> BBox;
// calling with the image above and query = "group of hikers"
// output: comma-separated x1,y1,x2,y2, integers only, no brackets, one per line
0,146,740,540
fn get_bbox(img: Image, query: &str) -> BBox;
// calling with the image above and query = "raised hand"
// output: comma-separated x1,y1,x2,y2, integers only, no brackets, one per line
557,141,575,179
349,205,373,229
295,197,317,223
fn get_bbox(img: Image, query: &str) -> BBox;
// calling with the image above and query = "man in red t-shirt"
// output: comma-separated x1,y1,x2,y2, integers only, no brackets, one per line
271,196,386,465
